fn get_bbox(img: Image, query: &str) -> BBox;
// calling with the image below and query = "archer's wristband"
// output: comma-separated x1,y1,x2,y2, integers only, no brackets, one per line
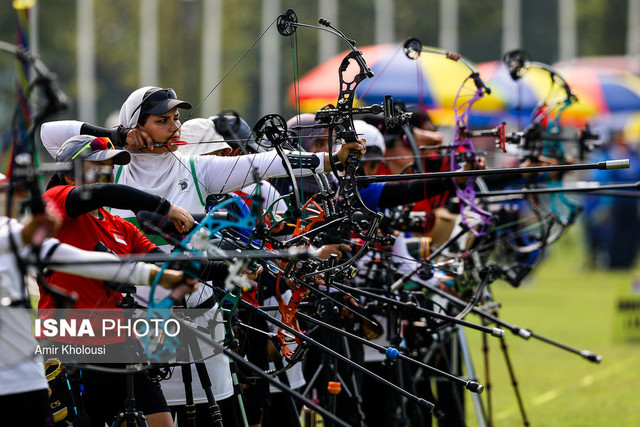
78,122,129,147
110,126,131,147
331,152,344,172
157,198,171,216
285,153,321,171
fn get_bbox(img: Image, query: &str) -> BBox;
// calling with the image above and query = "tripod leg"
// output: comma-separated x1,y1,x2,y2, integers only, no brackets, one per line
228,358,250,426
110,305,149,427
481,327,494,426
300,352,338,425
340,335,366,427
412,333,443,426
301,362,325,398
181,321,225,426
499,335,530,426
110,372,148,427
192,363,224,426
329,351,339,425
181,364,197,427
433,328,467,426
395,359,409,427
457,325,487,427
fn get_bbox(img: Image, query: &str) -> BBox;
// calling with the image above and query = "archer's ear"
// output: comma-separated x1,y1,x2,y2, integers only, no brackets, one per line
62,174,75,185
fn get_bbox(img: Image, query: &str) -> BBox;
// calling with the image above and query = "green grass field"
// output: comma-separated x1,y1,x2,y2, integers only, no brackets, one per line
464,228,640,426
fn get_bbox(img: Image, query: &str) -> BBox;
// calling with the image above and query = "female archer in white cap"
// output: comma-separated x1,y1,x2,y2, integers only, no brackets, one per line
40,86,365,426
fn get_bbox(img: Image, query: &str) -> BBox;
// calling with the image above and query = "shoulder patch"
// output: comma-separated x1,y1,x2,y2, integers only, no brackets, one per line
113,233,127,245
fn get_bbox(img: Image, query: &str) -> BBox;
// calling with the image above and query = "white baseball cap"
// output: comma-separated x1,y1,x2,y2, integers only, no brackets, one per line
179,118,231,156
354,120,385,161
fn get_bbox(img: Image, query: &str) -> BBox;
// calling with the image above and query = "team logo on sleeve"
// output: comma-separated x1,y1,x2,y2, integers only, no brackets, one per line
178,178,189,191
113,233,127,245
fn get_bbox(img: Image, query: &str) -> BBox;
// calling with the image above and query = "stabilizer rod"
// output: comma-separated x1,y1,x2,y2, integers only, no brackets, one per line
356,159,629,184
188,324,351,427
477,181,640,197
330,282,505,337
296,311,484,394
220,288,436,412
417,281,602,363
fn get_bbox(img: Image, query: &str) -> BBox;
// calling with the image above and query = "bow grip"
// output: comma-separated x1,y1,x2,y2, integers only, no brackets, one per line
290,287,304,305
345,149,363,173
171,258,202,281
168,281,195,305
338,129,363,174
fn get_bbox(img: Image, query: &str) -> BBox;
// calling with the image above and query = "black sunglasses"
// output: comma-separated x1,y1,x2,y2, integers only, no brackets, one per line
133,88,177,115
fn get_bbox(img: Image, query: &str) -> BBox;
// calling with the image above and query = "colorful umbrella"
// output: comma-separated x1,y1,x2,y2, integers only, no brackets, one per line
623,112,640,143
477,61,640,127
553,55,640,74
560,66,640,115
288,43,506,127
599,111,640,144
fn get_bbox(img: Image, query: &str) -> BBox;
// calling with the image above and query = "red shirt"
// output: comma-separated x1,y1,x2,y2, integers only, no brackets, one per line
40,185,156,310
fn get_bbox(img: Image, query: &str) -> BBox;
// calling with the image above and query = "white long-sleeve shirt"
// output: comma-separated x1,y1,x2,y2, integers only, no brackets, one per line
0,217,158,396
40,119,327,404
40,120,322,219
41,119,325,403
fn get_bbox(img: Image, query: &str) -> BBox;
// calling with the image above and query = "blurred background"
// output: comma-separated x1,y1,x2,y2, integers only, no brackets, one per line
0,0,638,130
1,1,639,424
3,0,639,268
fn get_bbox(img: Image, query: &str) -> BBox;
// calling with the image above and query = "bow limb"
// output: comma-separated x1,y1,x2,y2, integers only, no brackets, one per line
274,271,307,362
143,221,206,361
281,167,336,241
143,195,259,361
1,41,69,218
3,41,77,307
324,51,384,273
215,258,255,350
500,52,589,244
250,113,343,249
290,193,332,238
404,39,494,238
259,193,297,240
277,10,412,274
403,39,500,318
450,69,494,238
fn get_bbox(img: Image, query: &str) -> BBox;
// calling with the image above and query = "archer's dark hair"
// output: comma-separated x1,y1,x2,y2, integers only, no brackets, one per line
46,173,72,190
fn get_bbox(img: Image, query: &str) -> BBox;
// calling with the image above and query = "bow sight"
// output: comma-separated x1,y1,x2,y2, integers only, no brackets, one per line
502,49,530,81
503,121,601,162
503,49,576,102
311,96,412,149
